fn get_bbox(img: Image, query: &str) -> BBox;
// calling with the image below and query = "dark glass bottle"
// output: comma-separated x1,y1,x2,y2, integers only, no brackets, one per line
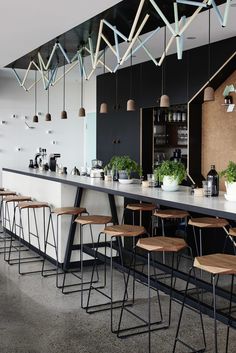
207,165,219,196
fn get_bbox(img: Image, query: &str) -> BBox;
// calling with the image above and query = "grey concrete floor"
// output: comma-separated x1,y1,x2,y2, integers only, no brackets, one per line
0,250,236,353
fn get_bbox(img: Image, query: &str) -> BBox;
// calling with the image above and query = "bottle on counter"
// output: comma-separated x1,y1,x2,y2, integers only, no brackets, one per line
207,164,219,196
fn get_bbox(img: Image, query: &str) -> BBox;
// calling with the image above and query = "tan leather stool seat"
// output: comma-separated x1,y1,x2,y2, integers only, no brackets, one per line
75,215,112,225
194,254,236,275
4,195,31,203
189,217,229,228
18,201,49,209
229,228,236,237
154,209,189,219
0,191,16,196
104,224,145,237
53,207,87,216
126,203,156,212
137,236,187,252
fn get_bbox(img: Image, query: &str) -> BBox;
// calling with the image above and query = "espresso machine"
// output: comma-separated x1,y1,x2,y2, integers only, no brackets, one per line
90,159,104,178
49,153,61,171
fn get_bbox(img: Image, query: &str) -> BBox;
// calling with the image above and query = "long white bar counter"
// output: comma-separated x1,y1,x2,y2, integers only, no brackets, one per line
3,167,236,221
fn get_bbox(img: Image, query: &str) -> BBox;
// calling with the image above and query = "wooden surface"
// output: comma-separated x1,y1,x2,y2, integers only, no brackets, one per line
4,195,31,202
202,69,236,191
75,215,112,225
194,254,236,275
104,224,146,237
137,236,187,252
229,228,236,237
0,191,16,196
154,209,189,219
18,201,49,209
52,207,87,216
126,203,157,212
189,217,229,228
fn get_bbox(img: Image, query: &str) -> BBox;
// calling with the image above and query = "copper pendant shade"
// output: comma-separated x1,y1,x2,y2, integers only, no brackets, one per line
204,86,215,102
127,99,136,111
79,107,86,117
33,115,39,123
61,110,68,119
45,113,52,121
100,102,108,114
160,94,170,108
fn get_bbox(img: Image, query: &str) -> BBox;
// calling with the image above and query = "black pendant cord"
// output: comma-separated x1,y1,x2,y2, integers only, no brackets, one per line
34,70,37,115
47,72,50,113
130,49,133,98
186,50,189,102
63,56,66,110
208,9,211,82
161,26,167,96
115,70,118,110
81,51,84,108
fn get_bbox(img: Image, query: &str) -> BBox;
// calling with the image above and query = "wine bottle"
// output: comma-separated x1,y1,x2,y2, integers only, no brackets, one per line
207,165,219,196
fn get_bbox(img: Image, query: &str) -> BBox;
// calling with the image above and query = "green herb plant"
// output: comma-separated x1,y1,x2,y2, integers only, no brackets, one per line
220,161,236,183
154,160,186,184
104,155,139,179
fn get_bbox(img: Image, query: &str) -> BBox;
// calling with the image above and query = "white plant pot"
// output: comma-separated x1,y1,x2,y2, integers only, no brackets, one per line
224,181,236,201
161,176,179,191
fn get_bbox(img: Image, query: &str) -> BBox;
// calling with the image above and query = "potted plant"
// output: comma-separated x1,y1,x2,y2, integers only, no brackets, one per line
220,161,236,201
104,155,139,182
154,160,186,191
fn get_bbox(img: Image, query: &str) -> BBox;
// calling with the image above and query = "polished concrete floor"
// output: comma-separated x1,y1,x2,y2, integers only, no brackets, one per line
0,249,236,353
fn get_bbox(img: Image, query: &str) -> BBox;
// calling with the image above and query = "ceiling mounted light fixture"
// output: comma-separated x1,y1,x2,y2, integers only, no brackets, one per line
127,49,136,112
204,9,215,102
160,27,170,108
79,47,86,117
99,49,108,114
61,54,68,119
33,71,39,123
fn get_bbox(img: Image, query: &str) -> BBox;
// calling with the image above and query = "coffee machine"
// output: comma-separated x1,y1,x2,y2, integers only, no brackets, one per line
49,153,61,171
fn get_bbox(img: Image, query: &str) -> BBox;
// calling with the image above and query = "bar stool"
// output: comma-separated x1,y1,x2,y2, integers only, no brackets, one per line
117,236,189,353
223,227,236,254
17,201,54,275
3,195,32,261
188,217,229,257
86,224,146,332
123,203,157,227
0,190,17,251
42,206,88,289
154,209,190,237
173,253,236,353
62,215,113,300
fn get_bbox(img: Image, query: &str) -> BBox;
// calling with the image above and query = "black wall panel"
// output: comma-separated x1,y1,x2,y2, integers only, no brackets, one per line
97,36,236,165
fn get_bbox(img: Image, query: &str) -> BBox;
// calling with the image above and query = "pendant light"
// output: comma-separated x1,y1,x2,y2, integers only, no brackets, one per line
45,72,52,121
160,26,170,108
204,9,215,102
100,49,108,114
33,70,38,123
79,47,86,117
127,49,136,111
61,55,67,119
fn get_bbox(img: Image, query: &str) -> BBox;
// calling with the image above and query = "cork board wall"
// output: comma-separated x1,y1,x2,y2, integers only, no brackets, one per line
202,70,236,191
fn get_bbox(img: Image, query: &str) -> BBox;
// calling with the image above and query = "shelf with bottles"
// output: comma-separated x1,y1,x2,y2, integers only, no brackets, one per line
153,121,188,147
153,104,187,125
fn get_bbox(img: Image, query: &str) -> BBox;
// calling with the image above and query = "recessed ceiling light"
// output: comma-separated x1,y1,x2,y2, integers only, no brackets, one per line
186,36,197,40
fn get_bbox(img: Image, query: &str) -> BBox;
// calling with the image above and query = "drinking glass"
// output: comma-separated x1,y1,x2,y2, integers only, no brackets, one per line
147,174,155,187
202,180,212,197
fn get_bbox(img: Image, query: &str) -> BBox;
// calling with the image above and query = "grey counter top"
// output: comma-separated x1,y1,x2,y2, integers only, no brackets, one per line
3,168,236,220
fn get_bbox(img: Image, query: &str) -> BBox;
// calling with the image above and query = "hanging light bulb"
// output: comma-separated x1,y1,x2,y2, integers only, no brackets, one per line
33,70,39,123
159,26,170,108
79,47,86,117
127,49,136,111
204,9,215,102
100,49,108,114
61,54,68,119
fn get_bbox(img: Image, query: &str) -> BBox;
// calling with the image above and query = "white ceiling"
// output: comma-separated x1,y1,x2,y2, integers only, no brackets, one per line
0,0,122,68
0,1,235,75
